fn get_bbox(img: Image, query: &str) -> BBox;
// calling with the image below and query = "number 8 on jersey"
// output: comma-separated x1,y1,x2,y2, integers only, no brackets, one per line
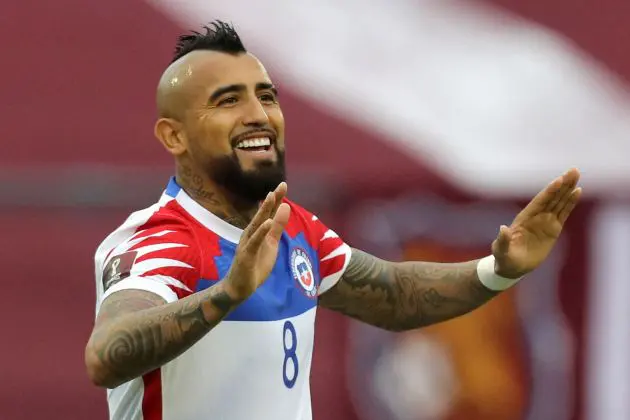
282,320,299,388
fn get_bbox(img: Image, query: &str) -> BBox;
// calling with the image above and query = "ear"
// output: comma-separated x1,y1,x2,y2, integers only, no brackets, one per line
154,118,187,156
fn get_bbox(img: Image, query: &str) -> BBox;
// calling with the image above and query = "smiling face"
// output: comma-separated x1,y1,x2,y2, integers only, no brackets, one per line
156,50,286,203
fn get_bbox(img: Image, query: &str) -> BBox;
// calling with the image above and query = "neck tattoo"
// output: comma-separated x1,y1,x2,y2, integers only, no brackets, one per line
178,166,252,230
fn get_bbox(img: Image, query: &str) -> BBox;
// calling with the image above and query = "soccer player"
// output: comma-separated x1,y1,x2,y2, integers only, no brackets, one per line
84,21,582,420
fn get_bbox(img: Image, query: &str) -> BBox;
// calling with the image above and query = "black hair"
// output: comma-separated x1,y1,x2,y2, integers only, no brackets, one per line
172,20,247,63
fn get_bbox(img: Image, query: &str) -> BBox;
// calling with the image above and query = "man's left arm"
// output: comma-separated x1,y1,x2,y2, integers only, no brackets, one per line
319,249,495,331
320,168,582,331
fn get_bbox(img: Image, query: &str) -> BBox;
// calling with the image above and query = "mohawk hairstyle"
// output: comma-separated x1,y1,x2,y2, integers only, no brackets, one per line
172,20,246,63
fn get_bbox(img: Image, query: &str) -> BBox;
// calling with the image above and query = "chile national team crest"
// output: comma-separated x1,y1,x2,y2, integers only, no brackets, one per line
290,247,317,298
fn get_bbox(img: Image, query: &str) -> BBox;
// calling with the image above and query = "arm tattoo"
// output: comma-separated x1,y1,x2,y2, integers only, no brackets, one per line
318,248,497,331
86,283,240,388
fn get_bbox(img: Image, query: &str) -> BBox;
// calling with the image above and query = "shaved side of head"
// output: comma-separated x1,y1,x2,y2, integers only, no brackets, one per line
156,53,199,120
156,21,247,120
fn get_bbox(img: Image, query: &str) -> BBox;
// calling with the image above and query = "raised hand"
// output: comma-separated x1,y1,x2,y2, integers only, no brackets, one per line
492,168,582,279
224,182,291,300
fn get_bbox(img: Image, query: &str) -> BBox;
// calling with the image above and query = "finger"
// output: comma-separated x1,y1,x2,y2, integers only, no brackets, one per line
558,187,582,225
243,192,276,239
544,181,571,213
547,168,580,213
492,225,512,257
565,167,581,183
544,168,578,212
550,180,578,215
517,176,563,220
274,182,287,200
516,168,580,222
243,219,274,253
267,203,291,243
271,182,288,217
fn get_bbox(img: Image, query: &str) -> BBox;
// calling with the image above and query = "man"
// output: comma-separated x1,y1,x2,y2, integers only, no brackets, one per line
84,21,582,420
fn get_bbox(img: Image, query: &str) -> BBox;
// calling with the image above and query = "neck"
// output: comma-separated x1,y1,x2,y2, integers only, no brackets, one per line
176,164,257,230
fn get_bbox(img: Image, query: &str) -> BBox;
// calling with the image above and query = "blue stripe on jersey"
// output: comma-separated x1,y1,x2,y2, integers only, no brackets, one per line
196,233,320,321
165,177,181,198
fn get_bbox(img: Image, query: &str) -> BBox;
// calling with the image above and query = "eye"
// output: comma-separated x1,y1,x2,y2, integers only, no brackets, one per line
259,93,277,104
218,96,238,106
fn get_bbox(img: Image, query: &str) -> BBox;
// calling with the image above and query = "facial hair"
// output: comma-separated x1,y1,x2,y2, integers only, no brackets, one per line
205,147,286,204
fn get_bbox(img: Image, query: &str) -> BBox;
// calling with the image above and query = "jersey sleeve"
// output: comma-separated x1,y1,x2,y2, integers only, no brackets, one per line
95,219,200,313
294,207,353,295
315,216,352,294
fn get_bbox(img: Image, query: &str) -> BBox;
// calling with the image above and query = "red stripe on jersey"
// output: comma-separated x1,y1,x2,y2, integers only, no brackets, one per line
142,369,163,420
284,199,328,249
320,251,346,278
283,199,351,280
283,212,305,240
115,209,201,296
283,200,321,248
200,229,222,282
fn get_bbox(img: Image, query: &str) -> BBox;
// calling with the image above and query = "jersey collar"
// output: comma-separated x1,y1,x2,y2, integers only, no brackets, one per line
163,177,243,244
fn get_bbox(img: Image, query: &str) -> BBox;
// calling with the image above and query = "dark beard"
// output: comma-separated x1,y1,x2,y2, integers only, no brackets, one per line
205,148,286,204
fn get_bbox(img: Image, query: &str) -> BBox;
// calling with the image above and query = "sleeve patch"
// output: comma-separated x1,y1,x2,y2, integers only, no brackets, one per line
103,251,138,291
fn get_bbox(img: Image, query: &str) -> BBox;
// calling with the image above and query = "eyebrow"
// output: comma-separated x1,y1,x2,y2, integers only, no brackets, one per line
209,84,245,103
256,82,278,96
208,82,278,103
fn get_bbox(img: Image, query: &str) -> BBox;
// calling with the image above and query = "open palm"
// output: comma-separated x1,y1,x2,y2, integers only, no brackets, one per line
226,182,291,300
492,168,582,279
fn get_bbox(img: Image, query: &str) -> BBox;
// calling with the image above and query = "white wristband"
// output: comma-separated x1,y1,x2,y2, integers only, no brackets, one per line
476,255,523,291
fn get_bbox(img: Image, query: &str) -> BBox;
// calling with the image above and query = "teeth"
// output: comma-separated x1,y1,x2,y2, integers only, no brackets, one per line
236,137,271,149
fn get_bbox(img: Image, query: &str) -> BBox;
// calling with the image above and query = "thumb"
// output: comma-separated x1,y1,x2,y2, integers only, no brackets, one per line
492,225,511,257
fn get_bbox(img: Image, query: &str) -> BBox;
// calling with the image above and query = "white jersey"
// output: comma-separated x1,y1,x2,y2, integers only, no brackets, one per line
93,178,351,420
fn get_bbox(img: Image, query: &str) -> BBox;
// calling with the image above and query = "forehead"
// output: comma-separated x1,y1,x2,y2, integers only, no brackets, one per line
187,51,272,90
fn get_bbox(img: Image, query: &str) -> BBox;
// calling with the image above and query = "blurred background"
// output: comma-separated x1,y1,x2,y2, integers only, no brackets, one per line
2,0,630,419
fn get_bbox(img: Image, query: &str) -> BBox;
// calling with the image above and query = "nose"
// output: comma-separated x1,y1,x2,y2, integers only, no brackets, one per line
242,98,270,126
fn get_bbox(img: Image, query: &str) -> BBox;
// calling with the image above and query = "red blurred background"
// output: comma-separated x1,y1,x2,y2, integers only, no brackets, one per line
2,1,629,419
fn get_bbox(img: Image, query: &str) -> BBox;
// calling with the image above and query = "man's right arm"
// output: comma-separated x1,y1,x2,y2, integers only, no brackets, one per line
85,281,240,389
86,182,291,389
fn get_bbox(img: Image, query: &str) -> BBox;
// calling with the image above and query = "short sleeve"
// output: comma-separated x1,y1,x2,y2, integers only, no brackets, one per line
95,220,200,313
309,215,353,295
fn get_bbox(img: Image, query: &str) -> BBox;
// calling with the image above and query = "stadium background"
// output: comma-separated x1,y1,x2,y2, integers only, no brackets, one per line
1,1,630,419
